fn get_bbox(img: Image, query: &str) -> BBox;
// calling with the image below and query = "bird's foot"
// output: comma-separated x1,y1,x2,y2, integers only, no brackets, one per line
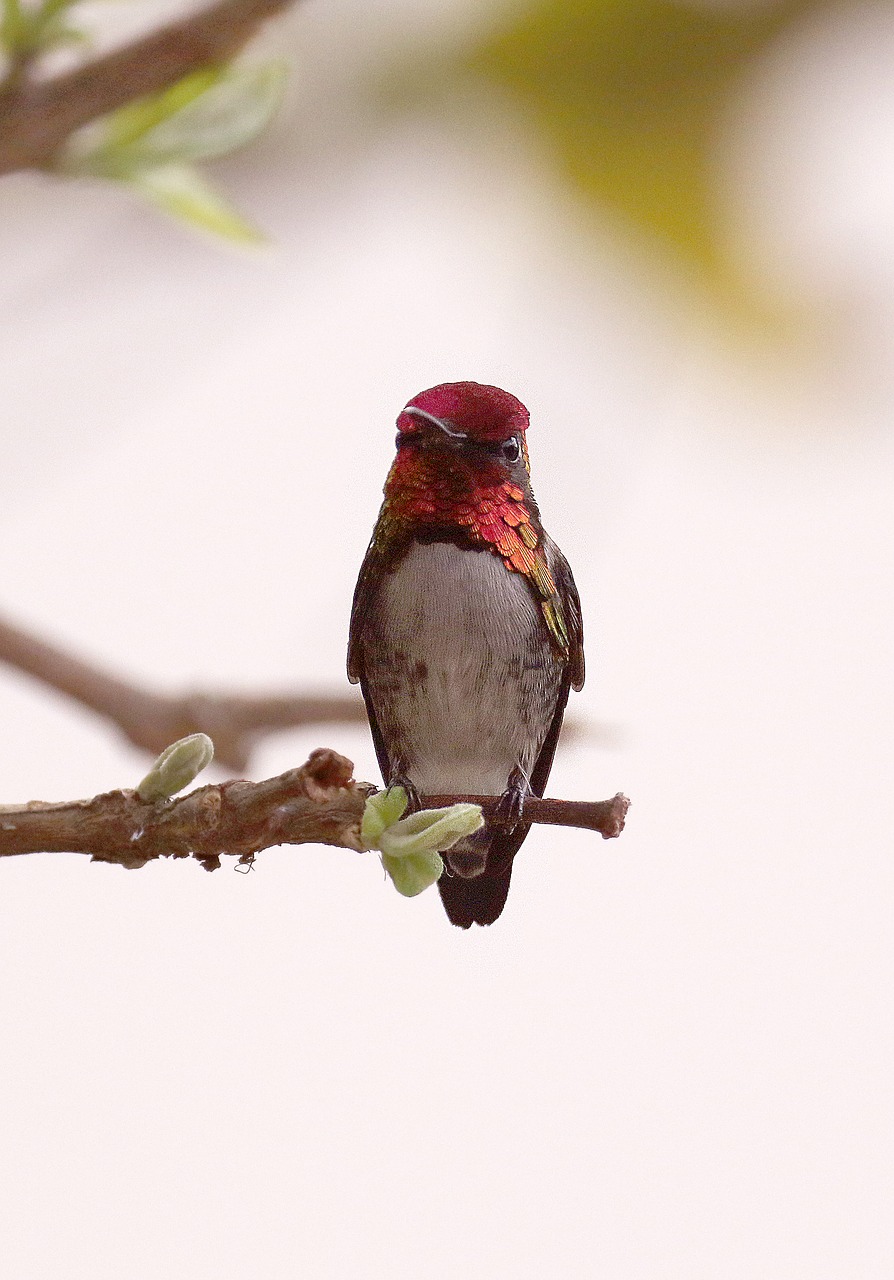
493,767,531,835
386,765,421,813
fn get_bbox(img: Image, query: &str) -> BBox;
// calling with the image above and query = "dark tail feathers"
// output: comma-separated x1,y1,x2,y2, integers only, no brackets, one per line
437,857,514,929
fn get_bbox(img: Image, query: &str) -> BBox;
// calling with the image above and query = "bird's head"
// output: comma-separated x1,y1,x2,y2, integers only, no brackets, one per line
394,381,530,472
377,381,546,570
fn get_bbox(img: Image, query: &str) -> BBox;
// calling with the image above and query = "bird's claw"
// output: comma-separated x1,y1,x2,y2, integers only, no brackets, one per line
494,767,530,834
386,767,422,813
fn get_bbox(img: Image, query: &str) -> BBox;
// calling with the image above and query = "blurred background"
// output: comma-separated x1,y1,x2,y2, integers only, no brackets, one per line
1,0,893,1275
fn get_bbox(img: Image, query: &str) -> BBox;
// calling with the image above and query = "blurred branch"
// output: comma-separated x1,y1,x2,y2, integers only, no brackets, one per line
0,613,366,773
0,0,298,176
0,749,629,868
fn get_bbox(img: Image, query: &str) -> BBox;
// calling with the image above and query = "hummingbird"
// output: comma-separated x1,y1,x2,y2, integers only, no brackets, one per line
348,382,584,928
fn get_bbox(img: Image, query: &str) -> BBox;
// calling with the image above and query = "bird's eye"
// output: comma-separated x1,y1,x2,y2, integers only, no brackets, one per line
501,437,521,463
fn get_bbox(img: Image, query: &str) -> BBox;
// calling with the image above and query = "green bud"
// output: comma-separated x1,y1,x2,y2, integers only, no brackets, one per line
137,733,214,802
360,785,409,848
361,791,484,898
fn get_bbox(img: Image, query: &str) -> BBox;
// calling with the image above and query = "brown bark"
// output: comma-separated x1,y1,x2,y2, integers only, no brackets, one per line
0,748,368,870
0,749,630,868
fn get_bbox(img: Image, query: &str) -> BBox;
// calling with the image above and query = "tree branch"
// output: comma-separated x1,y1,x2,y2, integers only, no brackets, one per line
0,750,630,868
0,748,367,869
0,613,366,772
0,0,299,176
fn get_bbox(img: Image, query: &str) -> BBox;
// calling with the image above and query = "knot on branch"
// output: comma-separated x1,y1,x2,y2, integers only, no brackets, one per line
300,748,356,800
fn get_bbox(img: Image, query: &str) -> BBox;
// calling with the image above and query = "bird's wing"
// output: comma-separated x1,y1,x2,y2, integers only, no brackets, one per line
544,534,585,692
485,538,583,880
347,535,383,686
347,538,396,785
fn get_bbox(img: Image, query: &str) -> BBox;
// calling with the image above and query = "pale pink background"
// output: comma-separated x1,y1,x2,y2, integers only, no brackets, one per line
1,2,892,1276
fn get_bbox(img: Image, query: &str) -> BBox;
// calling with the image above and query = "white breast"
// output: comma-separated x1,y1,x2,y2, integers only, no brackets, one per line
361,541,563,797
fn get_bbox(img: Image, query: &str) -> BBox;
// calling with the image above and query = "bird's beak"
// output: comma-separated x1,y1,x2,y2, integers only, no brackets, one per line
402,405,467,443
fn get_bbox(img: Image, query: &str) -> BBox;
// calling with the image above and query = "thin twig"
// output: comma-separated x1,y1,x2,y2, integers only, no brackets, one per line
0,614,366,772
423,793,630,838
0,0,299,175
0,750,630,867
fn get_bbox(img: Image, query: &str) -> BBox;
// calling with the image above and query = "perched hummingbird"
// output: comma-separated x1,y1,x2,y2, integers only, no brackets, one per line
348,382,584,928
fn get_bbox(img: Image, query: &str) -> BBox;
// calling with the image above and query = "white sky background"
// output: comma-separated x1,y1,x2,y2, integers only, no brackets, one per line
1,1,893,1276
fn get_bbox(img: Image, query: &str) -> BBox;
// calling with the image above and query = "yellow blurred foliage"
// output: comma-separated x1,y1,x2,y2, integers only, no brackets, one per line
460,0,828,310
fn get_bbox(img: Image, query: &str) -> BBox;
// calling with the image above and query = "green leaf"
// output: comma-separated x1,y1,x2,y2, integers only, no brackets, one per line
31,17,86,52
59,60,285,243
80,61,287,169
2,0,82,58
104,67,225,152
121,163,264,243
377,804,484,861
131,61,287,164
1,0,27,54
380,848,445,898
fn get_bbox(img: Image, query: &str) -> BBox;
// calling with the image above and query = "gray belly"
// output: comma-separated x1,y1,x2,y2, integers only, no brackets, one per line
360,541,564,796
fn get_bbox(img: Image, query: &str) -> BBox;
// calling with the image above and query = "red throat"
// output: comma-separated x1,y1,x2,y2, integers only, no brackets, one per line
384,447,556,589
